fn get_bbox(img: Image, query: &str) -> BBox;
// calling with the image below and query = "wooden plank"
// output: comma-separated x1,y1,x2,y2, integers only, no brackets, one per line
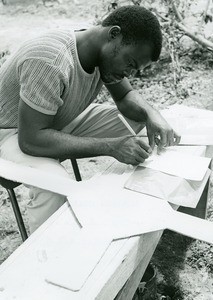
94,231,162,300
0,145,211,300
0,204,162,300
114,234,161,300
0,204,79,300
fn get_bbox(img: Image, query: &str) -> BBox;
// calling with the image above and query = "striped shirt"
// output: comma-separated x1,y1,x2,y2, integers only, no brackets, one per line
0,29,103,130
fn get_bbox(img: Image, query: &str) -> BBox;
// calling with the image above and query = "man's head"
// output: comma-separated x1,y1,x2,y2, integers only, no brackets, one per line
98,6,162,84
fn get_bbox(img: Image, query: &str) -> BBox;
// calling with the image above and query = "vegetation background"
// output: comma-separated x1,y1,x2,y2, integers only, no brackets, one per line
0,0,213,299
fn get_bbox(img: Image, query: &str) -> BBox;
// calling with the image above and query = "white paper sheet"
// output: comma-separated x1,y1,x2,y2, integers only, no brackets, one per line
0,158,78,197
162,104,213,118
125,166,211,208
67,174,212,240
0,144,212,292
45,228,112,292
161,105,213,145
180,135,213,145
140,147,210,181
46,175,213,292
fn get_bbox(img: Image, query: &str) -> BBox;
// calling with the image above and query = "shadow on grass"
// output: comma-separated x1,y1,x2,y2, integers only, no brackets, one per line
151,229,195,299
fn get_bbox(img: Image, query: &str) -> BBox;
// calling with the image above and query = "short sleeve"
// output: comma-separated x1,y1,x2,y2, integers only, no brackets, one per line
18,59,64,115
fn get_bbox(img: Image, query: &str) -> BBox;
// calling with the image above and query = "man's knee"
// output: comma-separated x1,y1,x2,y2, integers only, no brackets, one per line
27,187,67,233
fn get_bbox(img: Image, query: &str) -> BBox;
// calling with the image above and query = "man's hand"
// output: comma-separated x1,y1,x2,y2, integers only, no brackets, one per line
146,110,181,150
111,136,152,165
106,79,181,152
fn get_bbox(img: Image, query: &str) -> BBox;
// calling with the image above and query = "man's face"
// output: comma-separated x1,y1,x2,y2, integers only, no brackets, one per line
98,36,152,84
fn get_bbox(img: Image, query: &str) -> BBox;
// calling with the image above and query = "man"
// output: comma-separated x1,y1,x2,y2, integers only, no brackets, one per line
0,6,180,233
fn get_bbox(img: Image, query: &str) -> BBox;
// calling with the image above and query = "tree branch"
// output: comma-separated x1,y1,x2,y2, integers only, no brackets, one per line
171,0,213,51
203,0,211,22
176,22,213,50
170,0,183,22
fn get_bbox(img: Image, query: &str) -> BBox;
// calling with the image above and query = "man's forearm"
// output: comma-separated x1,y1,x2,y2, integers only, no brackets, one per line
116,90,157,122
19,129,115,160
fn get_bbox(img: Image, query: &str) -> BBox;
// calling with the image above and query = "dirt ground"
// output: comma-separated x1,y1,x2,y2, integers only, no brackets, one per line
0,0,213,299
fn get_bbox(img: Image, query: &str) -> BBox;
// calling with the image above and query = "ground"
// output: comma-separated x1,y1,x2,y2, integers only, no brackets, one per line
0,0,213,299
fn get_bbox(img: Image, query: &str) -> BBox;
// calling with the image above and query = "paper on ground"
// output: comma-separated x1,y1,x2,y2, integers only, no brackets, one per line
125,166,211,208
140,147,210,181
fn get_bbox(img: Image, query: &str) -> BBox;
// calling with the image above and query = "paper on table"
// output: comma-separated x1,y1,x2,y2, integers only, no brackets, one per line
46,175,213,292
0,150,212,292
140,148,210,181
161,116,213,145
180,135,213,145
162,104,213,119
46,178,168,292
161,105,213,145
125,166,211,208
45,228,113,292
0,158,78,197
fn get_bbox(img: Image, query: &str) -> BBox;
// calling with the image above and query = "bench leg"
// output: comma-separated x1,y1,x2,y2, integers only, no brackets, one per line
7,188,28,242
71,159,82,181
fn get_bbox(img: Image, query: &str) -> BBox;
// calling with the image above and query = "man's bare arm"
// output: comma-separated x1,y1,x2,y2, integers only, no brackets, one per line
18,100,115,159
106,78,181,149
106,77,149,122
18,99,151,164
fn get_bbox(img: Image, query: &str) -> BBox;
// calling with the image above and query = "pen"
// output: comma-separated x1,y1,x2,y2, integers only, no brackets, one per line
118,114,137,136
118,113,160,145
118,114,153,156
118,114,156,156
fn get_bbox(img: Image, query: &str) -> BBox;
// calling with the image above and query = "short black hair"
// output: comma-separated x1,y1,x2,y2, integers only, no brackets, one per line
102,6,162,61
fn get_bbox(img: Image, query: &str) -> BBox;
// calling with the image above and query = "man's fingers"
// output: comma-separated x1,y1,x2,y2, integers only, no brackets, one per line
137,138,152,154
174,131,181,145
159,130,167,150
155,136,160,145
147,132,155,150
134,156,145,164
129,153,145,165
160,128,180,148
137,148,150,159
167,129,175,146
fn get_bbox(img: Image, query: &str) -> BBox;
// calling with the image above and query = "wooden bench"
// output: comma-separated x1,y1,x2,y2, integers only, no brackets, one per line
0,144,212,300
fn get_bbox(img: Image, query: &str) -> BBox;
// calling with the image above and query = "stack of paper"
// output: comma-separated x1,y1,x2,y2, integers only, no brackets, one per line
139,147,210,181
125,105,213,207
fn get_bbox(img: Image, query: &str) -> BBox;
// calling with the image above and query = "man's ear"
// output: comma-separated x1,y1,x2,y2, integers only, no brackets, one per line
108,26,121,41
